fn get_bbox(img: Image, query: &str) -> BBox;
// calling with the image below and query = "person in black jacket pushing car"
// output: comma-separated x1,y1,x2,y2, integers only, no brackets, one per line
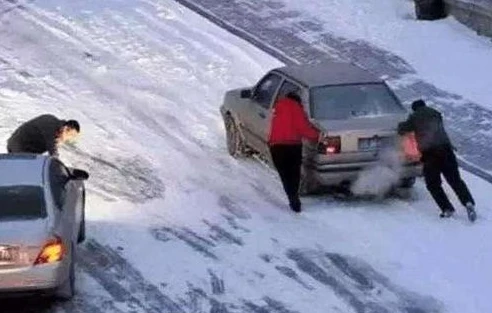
398,99,477,222
7,114,80,158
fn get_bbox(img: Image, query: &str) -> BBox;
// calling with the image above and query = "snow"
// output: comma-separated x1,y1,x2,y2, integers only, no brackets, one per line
458,0,492,6
279,0,492,112
1,0,491,312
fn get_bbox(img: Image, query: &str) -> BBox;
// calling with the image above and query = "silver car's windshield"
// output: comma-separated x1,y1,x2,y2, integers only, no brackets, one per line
310,83,406,120
0,185,46,220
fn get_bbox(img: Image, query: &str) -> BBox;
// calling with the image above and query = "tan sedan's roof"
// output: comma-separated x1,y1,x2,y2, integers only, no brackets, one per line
274,60,382,87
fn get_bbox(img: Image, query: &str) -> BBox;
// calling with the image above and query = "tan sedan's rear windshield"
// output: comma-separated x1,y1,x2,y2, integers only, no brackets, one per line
0,185,47,220
310,83,406,120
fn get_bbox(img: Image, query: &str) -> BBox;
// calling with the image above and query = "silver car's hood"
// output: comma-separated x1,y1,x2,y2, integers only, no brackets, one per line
314,114,406,132
0,218,49,246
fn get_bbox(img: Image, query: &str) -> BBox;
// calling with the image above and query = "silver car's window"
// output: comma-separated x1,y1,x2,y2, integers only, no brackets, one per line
253,73,282,109
49,160,70,209
310,83,406,120
0,185,46,220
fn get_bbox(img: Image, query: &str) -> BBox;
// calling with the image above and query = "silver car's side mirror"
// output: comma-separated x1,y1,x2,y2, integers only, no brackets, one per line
240,89,252,99
70,169,89,181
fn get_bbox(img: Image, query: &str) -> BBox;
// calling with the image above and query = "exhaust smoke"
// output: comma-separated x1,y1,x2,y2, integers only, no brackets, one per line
350,148,404,197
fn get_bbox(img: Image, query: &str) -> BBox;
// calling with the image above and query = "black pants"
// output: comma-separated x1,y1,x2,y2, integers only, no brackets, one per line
422,145,474,213
270,144,303,210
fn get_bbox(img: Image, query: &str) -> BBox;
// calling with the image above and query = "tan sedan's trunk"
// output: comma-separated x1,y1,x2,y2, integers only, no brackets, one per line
314,115,404,157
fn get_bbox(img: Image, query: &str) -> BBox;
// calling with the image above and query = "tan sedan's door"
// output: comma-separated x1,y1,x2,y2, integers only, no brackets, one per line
241,73,282,155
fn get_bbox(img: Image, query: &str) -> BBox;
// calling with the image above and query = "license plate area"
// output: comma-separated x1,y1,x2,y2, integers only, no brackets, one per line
0,246,18,265
358,136,394,151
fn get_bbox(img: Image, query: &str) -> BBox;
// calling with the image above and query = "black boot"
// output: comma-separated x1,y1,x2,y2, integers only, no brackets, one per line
289,197,302,213
465,202,477,222
439,208,455,218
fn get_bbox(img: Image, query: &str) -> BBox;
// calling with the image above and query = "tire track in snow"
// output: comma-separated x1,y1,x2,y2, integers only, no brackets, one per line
208,270,225,295
65,146,166,203
151,226,219,260
58,295,128,313
218,195,252,220
243,298,300,313
274,266,314,291
203,219,244,246
287,249,443,313
78,239,187,313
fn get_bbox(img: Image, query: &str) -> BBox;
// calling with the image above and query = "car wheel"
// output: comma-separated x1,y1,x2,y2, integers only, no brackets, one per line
55,243,75,301
77,191,86,244
400,177,416,188
225,115,246,158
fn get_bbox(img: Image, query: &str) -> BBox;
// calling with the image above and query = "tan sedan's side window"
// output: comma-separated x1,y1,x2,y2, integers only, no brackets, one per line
275,80,301,104
253,73,282,109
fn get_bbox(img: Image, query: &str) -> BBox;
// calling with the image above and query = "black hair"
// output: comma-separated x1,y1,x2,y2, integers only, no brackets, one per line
64,120,80,132
411,99,426,111
285,91,302,103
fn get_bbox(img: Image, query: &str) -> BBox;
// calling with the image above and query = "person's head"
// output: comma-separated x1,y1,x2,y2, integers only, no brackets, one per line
411,99,426,112
285,91,302,104
58,120,80,144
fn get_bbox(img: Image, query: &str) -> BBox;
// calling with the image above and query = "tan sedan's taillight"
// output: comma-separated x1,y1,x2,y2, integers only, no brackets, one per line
34,236,65,265
400,132,421,162
318,136,341,154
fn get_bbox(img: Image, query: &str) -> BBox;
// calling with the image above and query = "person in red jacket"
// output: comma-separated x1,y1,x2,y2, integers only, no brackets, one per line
268,91,320,213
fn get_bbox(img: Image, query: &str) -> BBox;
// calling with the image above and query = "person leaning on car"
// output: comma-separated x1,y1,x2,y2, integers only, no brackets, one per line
7,114,80,158
268,91,320,213
397,99,476,221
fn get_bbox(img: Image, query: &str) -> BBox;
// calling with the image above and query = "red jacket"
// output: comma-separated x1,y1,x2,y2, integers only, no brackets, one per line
268,97,320,145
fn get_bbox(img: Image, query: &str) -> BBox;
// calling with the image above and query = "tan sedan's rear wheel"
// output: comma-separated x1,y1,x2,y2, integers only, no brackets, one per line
400,177,416,188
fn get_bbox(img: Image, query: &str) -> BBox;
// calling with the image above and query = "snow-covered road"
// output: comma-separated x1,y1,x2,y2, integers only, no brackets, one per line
1,0,491,312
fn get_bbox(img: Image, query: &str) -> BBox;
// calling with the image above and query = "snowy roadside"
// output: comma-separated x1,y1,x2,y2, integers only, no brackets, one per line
279,0,492,110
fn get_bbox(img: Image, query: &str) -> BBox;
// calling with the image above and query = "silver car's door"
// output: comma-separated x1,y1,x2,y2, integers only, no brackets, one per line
241,72,282,155
48,159,78,244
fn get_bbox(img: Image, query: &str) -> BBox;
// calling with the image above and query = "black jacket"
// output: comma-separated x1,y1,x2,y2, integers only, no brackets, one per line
397,106,452,153
7,114,65,156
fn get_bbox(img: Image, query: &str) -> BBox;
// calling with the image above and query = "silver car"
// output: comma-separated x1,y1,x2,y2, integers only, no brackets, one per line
0,154,88,300
220,61,422,194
